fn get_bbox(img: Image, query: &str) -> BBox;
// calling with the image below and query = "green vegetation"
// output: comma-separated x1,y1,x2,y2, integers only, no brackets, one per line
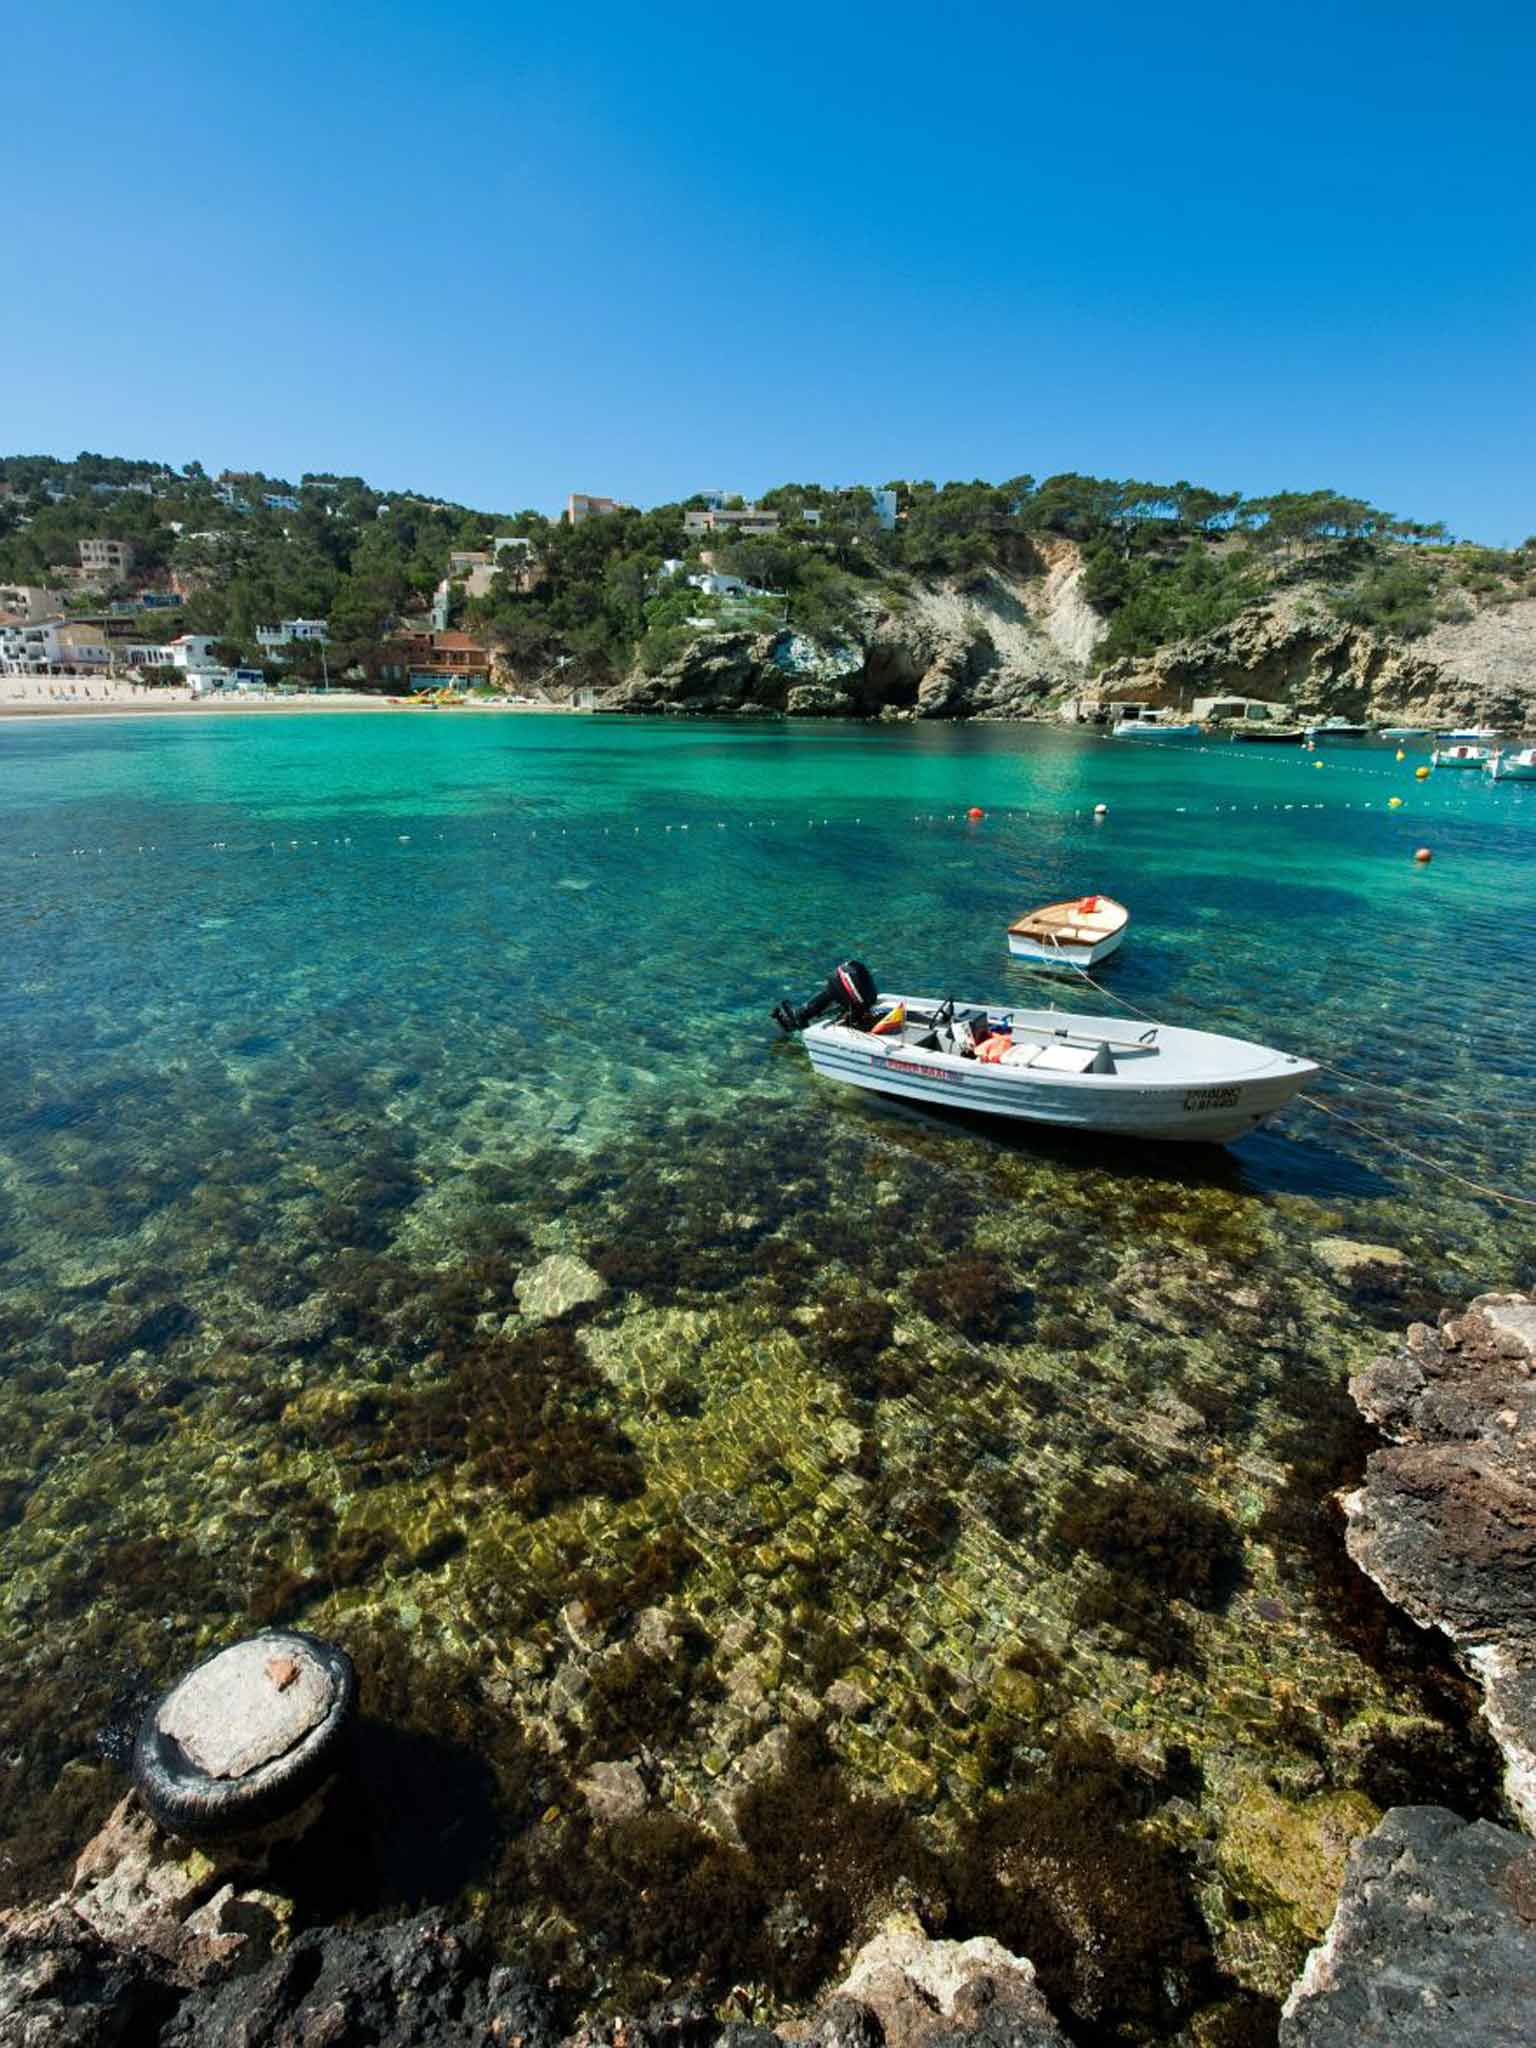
2,452,1529,689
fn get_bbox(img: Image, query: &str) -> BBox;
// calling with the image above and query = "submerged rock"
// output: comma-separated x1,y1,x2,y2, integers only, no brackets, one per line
515,1253,608,1324
1279,1806,1536,2045
1343,1292,1536,1826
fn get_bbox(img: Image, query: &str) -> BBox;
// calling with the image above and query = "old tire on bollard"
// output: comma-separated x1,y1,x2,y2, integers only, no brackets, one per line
132,1629,356,1840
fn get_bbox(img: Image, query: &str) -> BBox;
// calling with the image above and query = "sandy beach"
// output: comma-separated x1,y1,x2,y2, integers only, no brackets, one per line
0,677,581,720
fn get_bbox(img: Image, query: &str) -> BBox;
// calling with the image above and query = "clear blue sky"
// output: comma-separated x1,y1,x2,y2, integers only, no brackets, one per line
3,1,1531,539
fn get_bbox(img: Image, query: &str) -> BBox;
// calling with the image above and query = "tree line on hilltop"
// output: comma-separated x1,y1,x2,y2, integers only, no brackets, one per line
1,454,1529,685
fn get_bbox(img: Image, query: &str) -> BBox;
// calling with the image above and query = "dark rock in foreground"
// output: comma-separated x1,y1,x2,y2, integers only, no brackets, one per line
1279,1806,1536,2045
1343,1291,1536,1827
160,1911,559,2048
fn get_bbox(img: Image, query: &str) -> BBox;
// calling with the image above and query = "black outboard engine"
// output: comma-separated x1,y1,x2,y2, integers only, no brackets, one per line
772,958,879,1034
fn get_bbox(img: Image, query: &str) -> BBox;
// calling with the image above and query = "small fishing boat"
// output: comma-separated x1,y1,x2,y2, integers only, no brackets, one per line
1112,717,1201,739
1007,894,1128,969
1442,726,1500,743
771,962,1317,1145
1231,725,1306,743
1432,743,1491,769
1489,746,1536,782
1380,726,1431,739
1304,718,1370,737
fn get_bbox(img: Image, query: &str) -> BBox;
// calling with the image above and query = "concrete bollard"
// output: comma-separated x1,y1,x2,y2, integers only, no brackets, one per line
132,1629,356,1840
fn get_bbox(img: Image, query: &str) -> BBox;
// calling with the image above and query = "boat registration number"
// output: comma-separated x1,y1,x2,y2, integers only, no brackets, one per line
889,1059,950,1081
1183,1085,1240,1111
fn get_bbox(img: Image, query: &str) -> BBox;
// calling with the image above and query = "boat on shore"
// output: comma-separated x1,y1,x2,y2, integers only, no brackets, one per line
1007,895,1128,969
771,963,1317,1144
1489,746,1536,781
1433,742,1491,769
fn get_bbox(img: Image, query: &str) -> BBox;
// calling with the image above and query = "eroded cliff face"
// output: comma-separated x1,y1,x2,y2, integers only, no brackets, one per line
602,547,1097,720
1087,598,1536,731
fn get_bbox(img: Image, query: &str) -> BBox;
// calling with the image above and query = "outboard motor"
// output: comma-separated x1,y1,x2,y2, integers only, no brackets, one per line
772,959,879,1035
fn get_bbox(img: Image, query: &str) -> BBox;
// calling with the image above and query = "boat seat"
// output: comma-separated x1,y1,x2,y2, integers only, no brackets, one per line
1004,1041,1117,1075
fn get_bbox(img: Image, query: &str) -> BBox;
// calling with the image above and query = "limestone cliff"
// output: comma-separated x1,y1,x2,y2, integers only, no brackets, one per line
602,547,1097,720
1085,595,1536,732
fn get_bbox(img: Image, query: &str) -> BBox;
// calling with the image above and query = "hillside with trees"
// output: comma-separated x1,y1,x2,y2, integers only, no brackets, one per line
2,453,1531,708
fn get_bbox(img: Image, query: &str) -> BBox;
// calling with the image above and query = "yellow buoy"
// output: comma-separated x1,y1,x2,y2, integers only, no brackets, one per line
1395,749,1405,761
1389,796,1403,808
1415,765,1431,780
1314,760,1324,769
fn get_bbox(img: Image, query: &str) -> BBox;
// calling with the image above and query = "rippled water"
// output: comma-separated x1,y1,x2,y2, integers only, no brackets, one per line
2,713,1533,2042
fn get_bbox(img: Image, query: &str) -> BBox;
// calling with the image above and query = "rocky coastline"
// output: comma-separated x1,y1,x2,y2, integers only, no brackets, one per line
594,574,1536,733
5,1292,1536,2047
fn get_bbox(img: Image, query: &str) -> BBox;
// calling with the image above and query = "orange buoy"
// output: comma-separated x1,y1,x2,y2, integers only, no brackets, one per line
966,806,985,821
1414,847,1433,864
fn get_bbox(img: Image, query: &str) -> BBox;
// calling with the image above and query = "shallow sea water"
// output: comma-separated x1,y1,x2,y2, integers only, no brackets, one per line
2,714,1534,2042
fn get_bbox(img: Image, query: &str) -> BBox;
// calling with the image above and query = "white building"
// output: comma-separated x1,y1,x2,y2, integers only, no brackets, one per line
687,572,748,597
255,618,330,655
78,537,135,580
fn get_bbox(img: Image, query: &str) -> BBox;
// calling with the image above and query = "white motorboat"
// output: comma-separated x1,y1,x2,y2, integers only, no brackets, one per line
1433,743,1491,769
1380,726,1431,739
1489,746,1536,782
1113,717,1201,739
1442,726,1499,743
771,963,1317,1144
1007,894,1128,969
1304,718,1370,737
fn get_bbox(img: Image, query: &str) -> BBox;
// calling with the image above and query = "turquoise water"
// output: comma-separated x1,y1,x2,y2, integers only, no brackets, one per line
2,712,1533,2041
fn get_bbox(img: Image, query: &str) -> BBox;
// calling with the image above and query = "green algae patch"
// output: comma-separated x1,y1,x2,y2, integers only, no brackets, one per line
1218,1781,1381,1940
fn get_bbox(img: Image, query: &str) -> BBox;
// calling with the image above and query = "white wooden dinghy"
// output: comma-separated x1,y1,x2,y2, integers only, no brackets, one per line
1007,894,1128,969
1432,743,1491,769
771,963,1317,1144
1488,746,1536,782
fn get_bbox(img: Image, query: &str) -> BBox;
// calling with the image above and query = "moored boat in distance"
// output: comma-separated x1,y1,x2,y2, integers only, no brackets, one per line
1379,725,1431,738
771,961,1318,1145
1007,894,1128,969
1433,742,1491,769
1112,715,1201,738
1441,726,1500,743
1231,724,1306,743
1304,717,1371,737
1489,746,1536,782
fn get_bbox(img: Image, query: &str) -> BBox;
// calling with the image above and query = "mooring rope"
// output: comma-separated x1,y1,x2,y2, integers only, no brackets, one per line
1062,966,1536,1210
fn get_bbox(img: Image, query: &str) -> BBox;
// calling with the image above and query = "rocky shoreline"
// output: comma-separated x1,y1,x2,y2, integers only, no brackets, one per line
595,575,1536,733
6,1294,1536,2048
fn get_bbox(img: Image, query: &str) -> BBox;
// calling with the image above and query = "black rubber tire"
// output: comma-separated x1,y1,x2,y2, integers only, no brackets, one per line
132,1630,357,1840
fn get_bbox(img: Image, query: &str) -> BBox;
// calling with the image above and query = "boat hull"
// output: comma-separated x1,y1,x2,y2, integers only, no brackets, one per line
1433,750,1489,769
1112,722,1201,739
1007,925,1126,969
803,1000,1317,1144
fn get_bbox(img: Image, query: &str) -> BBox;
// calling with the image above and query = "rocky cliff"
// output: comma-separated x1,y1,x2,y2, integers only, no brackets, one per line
603,553,1536,729
1089,599,1536,731
602,550,1094,721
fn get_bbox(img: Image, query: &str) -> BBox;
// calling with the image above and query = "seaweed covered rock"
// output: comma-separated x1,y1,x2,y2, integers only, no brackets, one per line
1279,1806,1536,2046
1343,1292,1536,1826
